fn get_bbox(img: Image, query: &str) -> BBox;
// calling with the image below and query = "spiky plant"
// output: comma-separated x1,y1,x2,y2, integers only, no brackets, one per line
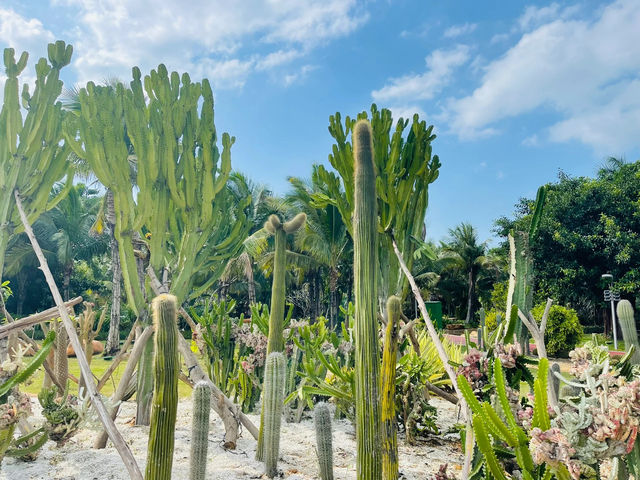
263,352,286,478
381,296,400,480
190,381,211,480
314,403,334,480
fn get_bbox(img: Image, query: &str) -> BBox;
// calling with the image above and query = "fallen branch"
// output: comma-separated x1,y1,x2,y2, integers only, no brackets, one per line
0,297,83,339
424,381,458,405
94,325,154,449
16,190,143,480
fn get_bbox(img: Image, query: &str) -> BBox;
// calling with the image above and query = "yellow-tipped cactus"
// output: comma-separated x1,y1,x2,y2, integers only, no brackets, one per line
381,296,400,480
145,294,179,480
314,402,334,480
353,119,382,480
190,381,211,480
263,352,286,478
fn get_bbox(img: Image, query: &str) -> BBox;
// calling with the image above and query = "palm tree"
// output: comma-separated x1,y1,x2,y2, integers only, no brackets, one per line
42,183,107,301
287,166,350,325
441,223,490,324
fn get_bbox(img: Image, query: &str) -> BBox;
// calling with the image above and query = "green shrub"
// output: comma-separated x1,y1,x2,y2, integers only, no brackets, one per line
484,310,499,333
531,303,583,357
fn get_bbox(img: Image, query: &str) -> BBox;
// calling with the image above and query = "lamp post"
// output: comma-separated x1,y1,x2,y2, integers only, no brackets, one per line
602,273,620,350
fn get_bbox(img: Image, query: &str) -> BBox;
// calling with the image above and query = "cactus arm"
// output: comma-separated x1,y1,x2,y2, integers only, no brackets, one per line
532,357,551,431
6,427,48,458
472,414,508,480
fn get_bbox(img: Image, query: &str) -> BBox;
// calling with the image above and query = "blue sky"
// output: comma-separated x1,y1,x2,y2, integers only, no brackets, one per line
2,0,639,245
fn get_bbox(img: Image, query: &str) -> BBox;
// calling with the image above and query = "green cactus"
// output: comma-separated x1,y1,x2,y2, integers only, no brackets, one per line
0,41,73,288
352,119,382,480
54,320,68,394
314,402,334,480
263,352,286,478
145,294,179,480
550,362,561,401
190,381,211,480
381,296,400,480
256,212,306,460
617,300,640,363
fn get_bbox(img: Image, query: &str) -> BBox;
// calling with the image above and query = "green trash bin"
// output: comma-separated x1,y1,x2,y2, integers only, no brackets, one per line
425,301,443,330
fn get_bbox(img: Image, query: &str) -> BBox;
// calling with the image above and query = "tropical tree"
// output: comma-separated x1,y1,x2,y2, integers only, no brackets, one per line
441,223,494,324
287,165,350,324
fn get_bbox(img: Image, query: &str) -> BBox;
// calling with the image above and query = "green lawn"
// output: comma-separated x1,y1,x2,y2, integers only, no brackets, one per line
22,357,194,399
578,333,625,351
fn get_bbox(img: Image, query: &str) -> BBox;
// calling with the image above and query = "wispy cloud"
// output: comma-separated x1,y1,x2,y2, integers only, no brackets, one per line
444,22,476,38
372,45,470,102
444,0,640,151
11,0,368,89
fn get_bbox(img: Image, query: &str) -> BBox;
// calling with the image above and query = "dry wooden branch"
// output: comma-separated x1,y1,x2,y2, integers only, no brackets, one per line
94,325,154,449
15,190,143,480
0,297,83,339
96,321,139,392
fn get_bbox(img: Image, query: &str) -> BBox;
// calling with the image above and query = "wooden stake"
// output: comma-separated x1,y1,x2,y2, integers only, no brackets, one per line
15,190,143,480
0,297,83,338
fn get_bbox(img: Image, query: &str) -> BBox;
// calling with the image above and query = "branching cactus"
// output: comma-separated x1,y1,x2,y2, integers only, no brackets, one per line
145,294,179,480
353,119,382,479
256,211,306,460
617,300,640,363
314,402,334,480
381,296,400,480
263,352,286,478
190,381,211,480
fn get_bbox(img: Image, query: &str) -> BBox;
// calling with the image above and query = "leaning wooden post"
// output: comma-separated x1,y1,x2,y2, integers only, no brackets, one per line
15,190,143,480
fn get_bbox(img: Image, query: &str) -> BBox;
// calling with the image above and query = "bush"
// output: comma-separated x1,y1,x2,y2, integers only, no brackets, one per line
531,303,583,357
484,310,499,333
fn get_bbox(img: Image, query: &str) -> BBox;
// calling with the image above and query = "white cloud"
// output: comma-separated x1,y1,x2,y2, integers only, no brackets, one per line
445,0,640,151
50,0,367,88
522,134,540,147
371,45,470,102
387,105,427,123
283,64,317,86
444,22,476,38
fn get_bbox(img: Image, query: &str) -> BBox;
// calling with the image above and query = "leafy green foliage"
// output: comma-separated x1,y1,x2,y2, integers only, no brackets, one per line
532,303,583,357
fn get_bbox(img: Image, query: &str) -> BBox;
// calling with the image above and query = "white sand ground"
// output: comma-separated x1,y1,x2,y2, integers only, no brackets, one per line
1,396,463,479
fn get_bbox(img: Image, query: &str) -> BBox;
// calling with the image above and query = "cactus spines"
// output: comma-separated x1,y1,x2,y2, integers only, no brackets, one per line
550,362,561,401
353,119,382,480
263,352,286,478
283,212,307,234
617,300,640,363
381,296,400,480
145,294,179,480
314,403,334,480
190,381,211,480
257,211,306,460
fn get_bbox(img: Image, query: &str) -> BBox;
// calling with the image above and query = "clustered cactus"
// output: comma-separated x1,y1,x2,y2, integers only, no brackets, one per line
145,294,179,480
189,381,211,480
314,402,334,480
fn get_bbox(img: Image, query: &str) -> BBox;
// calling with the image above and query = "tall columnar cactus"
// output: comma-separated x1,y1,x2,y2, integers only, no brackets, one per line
314,402,334,480
54,320,68,394
550,362,561,401
617,300,640,363
256,212,306,460
381,296,400,480
190,381,211,480
145,294,179,480
263,352,286,478
353,119,382,480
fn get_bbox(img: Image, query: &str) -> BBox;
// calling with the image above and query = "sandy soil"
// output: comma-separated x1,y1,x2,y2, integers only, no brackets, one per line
1,396,463,480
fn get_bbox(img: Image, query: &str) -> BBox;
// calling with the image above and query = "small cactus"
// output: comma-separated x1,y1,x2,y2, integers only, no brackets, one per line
190,381,211,480
618,300,640,363
381,296,400,480
550,362,561,401
145,294,179,480
263,352,286,478
314,403,334,480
